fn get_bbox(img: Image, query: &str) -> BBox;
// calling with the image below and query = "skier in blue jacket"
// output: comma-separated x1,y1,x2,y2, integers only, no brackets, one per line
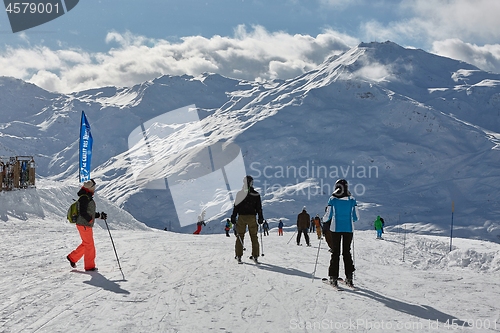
322,179,359,288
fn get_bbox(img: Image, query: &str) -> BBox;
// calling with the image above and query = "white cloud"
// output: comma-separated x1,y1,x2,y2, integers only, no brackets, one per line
400,0,500,43
0,26,357,93
432,39,500,74
361,0,500,46
353,62,394,82
358,0,500,73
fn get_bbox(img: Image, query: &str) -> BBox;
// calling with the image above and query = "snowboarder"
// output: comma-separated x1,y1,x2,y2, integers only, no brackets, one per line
322,179,358,288
262,220,269,236
296,206,311,246
193,211,206,234
66,179,107,272
278,219,284,236
231,175,264,264
374,215,384,239
314,214,322,239
224,218,232,237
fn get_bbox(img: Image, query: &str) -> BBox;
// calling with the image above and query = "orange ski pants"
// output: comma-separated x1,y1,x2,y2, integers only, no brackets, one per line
68,225,96,270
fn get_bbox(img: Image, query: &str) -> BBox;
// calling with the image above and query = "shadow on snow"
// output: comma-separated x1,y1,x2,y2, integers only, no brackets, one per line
72,270,130,294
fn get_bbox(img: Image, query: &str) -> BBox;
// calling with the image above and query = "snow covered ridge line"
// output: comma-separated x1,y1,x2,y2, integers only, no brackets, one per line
249,160,379,198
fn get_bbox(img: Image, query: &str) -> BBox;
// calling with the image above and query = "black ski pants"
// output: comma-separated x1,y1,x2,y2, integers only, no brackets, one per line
296,228,310,245
328,232,355,280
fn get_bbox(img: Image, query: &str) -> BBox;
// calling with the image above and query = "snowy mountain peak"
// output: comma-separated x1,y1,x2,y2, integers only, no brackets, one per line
1,41,500,240
318,40,479,86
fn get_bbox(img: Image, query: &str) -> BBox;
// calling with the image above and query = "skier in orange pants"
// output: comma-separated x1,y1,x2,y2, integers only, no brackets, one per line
70,225,97,270
67,179,107,271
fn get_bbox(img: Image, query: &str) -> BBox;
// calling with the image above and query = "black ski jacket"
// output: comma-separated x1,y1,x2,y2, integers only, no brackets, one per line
231,187,263,223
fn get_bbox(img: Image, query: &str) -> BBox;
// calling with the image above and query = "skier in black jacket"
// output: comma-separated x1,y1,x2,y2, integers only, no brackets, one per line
231,175,264,264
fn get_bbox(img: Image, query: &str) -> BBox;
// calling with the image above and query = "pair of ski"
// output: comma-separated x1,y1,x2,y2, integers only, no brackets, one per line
322,277,357,291
236,256,260,264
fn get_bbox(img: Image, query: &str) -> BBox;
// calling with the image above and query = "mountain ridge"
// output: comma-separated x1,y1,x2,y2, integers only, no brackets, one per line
1,41,499,240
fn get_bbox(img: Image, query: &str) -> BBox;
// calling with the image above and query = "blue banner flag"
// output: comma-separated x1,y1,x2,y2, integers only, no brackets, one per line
79,111,93,182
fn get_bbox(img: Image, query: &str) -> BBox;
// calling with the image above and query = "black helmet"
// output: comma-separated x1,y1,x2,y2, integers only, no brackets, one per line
335,179,348,188
244,175,254,188
333,179,350,197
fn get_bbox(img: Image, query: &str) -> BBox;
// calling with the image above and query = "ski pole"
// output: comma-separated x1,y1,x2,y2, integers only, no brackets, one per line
402,225,406,262
287,229,297,245
312,236,322,282
237,233,246,251
352,233,355,280
104,218,125,281
260,224,265,256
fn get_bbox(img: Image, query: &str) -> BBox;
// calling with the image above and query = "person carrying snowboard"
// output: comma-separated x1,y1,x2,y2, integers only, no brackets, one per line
323,179,358,288
67,179,107,271
231,175,264,264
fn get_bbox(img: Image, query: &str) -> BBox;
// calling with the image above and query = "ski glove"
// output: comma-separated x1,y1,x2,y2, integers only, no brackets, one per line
100,212,107,220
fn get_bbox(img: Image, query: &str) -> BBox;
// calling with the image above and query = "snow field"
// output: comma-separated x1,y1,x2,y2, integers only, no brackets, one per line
1,211,499,332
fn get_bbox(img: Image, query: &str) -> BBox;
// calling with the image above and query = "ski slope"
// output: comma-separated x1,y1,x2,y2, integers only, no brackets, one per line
1,184,499,332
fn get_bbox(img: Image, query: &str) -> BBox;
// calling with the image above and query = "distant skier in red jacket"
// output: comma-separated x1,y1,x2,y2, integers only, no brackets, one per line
193,211,206,234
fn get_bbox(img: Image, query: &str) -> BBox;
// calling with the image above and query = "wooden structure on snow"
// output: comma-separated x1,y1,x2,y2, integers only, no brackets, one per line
0,156,35,191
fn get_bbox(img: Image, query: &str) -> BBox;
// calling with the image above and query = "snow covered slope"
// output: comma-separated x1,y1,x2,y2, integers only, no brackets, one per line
0,41,499,241
0,185,499,332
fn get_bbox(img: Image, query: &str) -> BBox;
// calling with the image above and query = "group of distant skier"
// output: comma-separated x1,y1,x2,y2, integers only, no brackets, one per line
65,175,384,290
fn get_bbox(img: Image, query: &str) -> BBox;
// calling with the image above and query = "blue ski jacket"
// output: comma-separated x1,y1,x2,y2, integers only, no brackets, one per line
322,195,358,233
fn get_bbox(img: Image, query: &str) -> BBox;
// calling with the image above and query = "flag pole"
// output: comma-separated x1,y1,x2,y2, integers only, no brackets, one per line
449,201,454,252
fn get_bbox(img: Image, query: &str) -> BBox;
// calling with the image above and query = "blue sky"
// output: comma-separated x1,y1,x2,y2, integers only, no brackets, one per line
0,0,499,93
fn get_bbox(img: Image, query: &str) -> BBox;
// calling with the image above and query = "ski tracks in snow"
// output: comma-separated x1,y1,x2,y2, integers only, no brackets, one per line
2,219,500,332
